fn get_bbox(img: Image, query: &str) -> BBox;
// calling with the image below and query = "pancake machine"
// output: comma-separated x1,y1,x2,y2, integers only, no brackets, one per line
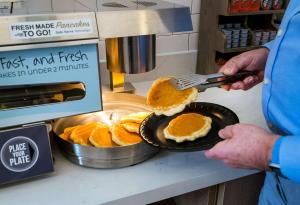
0,0,192,185
0,12,101,184
96,0,192,92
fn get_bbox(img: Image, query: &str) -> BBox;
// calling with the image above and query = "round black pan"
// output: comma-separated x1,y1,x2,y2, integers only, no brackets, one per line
140,102,239,152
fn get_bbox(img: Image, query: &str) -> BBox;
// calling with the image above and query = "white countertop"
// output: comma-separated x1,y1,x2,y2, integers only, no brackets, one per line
0,81,267,205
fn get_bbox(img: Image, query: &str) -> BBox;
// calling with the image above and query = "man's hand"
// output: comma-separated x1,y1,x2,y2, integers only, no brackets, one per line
204,124,279,170
220,48,269,90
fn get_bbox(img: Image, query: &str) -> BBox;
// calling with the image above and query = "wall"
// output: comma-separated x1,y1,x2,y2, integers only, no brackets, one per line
126,0,201,84
9,0,202,83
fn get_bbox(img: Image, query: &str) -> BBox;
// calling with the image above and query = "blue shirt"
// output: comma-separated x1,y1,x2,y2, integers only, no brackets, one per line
263,0,300,182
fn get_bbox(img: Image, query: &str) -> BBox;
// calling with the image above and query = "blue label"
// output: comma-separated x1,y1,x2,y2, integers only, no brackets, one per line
0,124,54,185
0,44,102,128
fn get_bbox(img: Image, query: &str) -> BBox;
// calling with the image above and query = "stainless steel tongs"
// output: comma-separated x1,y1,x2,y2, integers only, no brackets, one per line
170,71,257,92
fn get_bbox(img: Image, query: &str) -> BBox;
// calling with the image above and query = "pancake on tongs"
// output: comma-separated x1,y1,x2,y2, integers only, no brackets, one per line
147,77,198,116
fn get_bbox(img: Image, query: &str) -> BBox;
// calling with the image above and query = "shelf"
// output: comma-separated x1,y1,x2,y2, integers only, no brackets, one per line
217,1,287,16
197,0,289,74
221,9,285,16
219,46,260,53
215,30,261,53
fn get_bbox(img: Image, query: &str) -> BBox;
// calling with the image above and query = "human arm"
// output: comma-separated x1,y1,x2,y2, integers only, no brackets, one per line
219,48,269,90
272,136,300,182
205,124,300,182
204,124,279,170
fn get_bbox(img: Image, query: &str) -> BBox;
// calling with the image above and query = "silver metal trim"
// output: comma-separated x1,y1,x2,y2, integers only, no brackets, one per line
97,7,192,38
0,39,99,52
106,35,156,74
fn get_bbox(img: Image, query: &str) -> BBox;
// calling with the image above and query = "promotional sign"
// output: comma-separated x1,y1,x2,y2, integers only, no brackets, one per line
0,43,102,128
9,19,93,40
0,124,54,185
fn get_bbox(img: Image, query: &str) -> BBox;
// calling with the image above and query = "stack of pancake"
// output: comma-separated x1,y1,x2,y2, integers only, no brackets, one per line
59,112,150,147
147,77,212,143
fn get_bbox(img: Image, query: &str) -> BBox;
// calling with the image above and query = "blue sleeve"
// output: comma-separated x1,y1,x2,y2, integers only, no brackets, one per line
263,40,274,50
271,137,283,164
273,136,300,182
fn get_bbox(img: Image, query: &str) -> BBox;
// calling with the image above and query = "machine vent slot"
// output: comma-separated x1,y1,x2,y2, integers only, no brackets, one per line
102,2,127,8
131,1,157,7
0,82,86,110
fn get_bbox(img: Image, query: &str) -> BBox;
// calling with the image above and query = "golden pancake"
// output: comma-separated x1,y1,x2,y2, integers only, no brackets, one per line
111,124,142,146
164,113,212,143
121,122,140,134
70,122,99,146
89,124,117,147
119,112,151,124
59,126,77,141
147,77,198,116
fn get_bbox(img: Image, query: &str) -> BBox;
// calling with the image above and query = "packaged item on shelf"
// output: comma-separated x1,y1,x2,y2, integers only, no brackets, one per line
272,0,284,10
241,33,249,38
262,31,270,38
270,30,277,40
240,0,250,12
254,31,262,37
252,30,262,46
260,37,270,45
249,0,261,11
232,43,239,48
240,37,248,44
221,29,230,35
261,0,272,10
225,23,233,28
241,28,249,34
219,24,225,29
229,0,284,12
240,0,260,12
229,0,242,13
234,23,242,29
232,29,241,35
252,29,277,46
220,25,250,49
232,38,239,44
